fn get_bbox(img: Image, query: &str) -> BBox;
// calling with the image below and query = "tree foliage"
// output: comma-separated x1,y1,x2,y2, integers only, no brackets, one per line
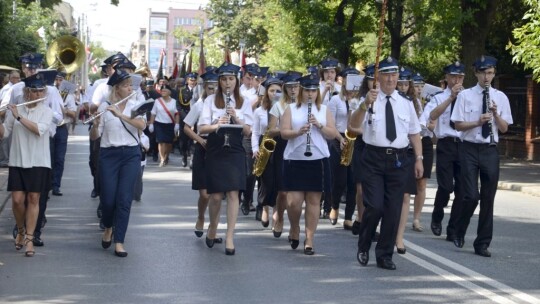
21,0,62,9
508,0,540,81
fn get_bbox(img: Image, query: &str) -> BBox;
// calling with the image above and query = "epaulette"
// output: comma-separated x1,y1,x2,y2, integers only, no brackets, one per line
426,90,443,103
398,91,413,101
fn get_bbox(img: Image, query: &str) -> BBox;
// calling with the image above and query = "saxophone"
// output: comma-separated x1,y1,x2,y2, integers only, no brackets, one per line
252,126,277,177
340,129,357,166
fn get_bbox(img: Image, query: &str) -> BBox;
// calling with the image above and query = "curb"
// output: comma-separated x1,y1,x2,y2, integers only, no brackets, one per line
498,182,540,197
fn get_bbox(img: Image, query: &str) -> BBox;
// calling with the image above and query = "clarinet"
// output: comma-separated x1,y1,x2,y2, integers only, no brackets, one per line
484,84,496,146
304,98,313,157
223,88,232,148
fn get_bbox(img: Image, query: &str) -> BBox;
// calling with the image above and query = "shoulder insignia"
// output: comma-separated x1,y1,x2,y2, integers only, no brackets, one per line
398,91,413,101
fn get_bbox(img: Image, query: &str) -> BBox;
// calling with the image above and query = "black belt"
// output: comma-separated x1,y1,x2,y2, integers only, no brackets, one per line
365,144,408,155
440,137,461,143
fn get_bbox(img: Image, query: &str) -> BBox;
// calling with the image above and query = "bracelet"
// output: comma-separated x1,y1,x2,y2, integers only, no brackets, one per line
416,155,423,161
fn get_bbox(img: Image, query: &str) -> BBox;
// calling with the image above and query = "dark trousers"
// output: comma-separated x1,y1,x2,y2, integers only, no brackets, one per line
35,137,54,237
52,125,68,191
241,136,255,206
432,137,463,237
357,146,409,260
329,139,356,220
133,165,145,201
455,142,499,249
99,146,140,243
89,137,101,195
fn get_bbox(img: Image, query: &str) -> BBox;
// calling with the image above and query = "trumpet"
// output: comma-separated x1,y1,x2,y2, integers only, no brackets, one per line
0,97,47,112
223,88,232,148
304,98,313,157
83,92,136,124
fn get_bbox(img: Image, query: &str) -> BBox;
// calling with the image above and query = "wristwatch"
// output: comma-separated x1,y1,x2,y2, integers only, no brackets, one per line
317,123,323,130
416,155,423,161
16,116,21,121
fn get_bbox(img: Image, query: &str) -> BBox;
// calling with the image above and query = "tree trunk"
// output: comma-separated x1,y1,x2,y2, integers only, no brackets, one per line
460,0,499,86
387,0,404,60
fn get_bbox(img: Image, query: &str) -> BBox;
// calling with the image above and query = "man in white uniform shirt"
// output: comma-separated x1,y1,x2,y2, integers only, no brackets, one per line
450,55,513,257
350,57,423,270
0,70,21,167
422,61,466,241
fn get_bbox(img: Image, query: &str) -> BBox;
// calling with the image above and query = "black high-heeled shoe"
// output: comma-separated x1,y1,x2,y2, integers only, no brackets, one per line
102,229,113,249
304,241,315,255
396,246,406,254
261,220,269,228
194,230,203,238
272,228,282,238
225,248,235,255
288,236,299,250
213,238,223,244
114,250,128,257
205,237,215,248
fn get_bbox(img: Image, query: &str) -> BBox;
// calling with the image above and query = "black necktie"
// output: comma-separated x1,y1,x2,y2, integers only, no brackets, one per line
481,90,490,138
449,97,456,130
385,96,397,142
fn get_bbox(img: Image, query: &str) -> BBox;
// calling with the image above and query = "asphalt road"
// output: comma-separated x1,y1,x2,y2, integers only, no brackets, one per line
0,125,539,304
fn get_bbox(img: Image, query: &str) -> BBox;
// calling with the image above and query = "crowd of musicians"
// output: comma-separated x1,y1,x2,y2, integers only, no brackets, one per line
0,48,513,270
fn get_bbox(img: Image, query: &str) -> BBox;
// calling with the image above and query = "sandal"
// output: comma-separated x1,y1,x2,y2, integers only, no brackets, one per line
14,226,24,250
412,219,424,232
24,234,35,257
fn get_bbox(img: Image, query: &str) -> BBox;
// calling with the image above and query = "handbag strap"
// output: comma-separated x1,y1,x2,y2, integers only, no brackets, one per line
105,100,140,145
158,98,175,123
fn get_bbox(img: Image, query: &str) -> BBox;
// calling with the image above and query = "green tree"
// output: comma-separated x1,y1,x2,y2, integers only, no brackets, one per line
507,0,540,81
21,0,62,9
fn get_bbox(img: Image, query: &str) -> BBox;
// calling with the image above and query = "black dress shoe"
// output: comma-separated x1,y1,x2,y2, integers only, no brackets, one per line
396,247,406,254
453,237,464,248
114,250,128,257
352,221,361,236
376,258,396,270
102,239,112,249
194,230,203,238
446,235,456,242
225,248,235,255
33,236,44,247
357,250,369,266
288,236,299,250
474,247,491,257
91,189,98,198
52,189,63,196
240,203,250,215
205,237,215,248
431,222,442,236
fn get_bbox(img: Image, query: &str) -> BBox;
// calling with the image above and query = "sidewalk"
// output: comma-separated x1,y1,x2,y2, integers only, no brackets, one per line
0,158,538,214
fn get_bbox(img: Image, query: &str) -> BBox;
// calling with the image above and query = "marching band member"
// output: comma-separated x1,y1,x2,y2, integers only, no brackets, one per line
198,62,253,255
183,68,220,240
319,58,341,105
148,85,179,167
280,73,337,255
424,61,466,241
327,67,360,228
0,72,54,257
267,71,302,237
450,55,513,257
394,66,418,254
176,72,198,167
411,73,434,233
90,69,146,257
252,76,283,228
351,57,423,270
51,71,77,196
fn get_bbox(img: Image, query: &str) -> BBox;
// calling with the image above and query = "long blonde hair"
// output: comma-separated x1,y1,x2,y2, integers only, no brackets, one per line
297,87,322,111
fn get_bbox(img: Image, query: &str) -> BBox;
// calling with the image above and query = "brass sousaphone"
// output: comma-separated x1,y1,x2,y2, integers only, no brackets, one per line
46,35,86,76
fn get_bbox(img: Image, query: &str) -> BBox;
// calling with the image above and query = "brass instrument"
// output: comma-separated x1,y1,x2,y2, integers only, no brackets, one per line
83,92,136,124
340,129,357,166
252,127,276,177
0,97,47,112
223,88,232,148
484,84,496,146
134,63,152,78
304,98,313,157
46,35,86,76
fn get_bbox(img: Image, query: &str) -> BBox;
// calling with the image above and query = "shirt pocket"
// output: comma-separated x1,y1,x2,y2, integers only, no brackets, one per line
464,104,480,122
397,113,410,131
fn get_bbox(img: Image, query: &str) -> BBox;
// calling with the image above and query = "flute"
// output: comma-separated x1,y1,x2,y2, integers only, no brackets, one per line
83,92,136,124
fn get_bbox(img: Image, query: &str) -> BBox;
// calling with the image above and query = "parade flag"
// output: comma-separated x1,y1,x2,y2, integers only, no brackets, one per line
156,48,165,81
198,29,206,76
171,61,178,79
179,51,187,78
187,48,193,74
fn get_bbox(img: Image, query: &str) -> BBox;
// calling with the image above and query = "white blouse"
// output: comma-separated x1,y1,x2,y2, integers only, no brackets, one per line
327,95,348,133
98,97,146,148
151,97,178,124
2,103,54,168
283,103,330,160
198,93,254,128
251,106,270,153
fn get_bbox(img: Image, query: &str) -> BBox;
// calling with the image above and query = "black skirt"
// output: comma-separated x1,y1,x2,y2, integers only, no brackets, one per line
283,158,330,192
8,167,51,193
191,141,207,190
155,121,175,144
205,127,246,194
421,136,434,179
256,135,277,207
273,136,287,191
